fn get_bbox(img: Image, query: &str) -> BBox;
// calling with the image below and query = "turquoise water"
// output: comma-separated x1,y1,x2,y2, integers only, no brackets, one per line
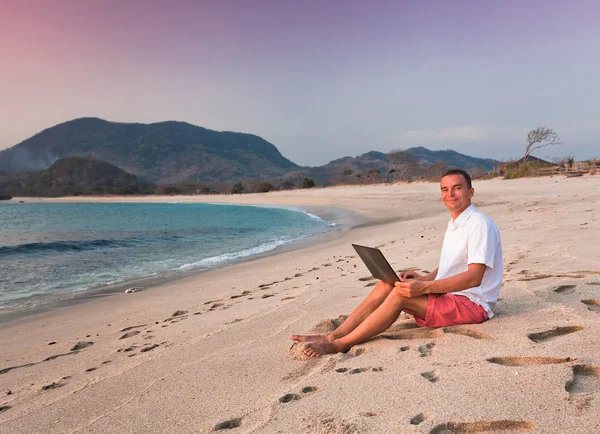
0,202,333,309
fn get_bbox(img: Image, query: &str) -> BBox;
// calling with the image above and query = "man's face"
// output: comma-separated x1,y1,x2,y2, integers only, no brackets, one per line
440,174,474,217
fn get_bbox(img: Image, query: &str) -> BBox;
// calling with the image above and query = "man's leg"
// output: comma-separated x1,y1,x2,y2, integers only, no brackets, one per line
302,288,429,357
291,281,396,343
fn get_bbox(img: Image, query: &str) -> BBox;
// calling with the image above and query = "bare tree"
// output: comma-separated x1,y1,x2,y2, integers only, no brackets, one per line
524,127,562,161
424,162,449,179
387,149,418,182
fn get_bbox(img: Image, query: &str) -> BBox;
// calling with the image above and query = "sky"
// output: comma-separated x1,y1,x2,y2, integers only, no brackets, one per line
1,0,599,166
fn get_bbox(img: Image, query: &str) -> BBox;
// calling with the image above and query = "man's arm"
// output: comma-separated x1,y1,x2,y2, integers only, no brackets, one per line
395,263,486,298
418,268,438,282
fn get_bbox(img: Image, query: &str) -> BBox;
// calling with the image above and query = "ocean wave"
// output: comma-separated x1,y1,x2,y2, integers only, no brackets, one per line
178,234,310,271
303,211,337,226
0,235,180,256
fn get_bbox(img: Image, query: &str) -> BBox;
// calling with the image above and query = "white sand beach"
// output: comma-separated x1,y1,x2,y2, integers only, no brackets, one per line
1,175,600,433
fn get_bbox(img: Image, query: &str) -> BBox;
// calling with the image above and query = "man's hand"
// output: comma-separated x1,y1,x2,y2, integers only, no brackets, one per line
394,279,430,298
398,270,422,280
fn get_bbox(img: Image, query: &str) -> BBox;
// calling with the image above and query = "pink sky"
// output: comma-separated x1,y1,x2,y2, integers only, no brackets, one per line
1,0,599,165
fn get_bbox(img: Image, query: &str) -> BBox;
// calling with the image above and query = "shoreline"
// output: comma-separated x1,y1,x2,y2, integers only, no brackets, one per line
0,203,368,325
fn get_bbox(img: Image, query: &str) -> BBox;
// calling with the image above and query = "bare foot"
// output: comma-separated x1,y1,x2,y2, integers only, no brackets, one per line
302,341,349,357
290,334,332,343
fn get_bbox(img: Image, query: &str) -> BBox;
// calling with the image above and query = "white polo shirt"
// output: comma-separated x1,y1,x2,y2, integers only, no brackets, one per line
436,204,503,318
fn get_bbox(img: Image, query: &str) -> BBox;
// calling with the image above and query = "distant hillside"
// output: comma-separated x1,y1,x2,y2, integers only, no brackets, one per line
0,157,156,197
0,118,299,183
406,147,499,170
0,118,501,188
280,148,500,186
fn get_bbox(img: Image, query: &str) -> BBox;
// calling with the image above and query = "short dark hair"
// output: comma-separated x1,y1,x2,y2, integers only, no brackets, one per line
442,168,472,189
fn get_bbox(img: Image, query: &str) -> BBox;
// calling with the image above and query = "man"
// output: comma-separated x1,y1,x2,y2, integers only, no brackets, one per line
291,169,503,357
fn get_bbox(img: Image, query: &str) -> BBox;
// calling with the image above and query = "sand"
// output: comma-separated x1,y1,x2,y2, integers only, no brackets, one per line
1,175,600,433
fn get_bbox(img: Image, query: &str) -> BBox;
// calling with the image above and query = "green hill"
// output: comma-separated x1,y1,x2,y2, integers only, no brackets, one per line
0,157,156,197
0,118,298,183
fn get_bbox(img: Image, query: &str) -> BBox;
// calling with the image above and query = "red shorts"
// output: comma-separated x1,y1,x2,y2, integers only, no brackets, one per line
408,293,488,328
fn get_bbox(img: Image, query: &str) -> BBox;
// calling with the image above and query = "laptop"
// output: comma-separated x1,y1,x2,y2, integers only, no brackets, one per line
352,244,400,285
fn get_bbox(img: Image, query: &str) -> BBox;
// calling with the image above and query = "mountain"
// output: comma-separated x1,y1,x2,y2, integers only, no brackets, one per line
0,118,299,183
0,157,156,197
406,147,499,171
279,149,500,186
0,118,501,187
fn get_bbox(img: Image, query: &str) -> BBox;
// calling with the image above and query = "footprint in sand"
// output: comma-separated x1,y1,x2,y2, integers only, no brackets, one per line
0,405,12,413
337,347,367,361
350,348,366,357
443,326,492,340
119,331,140,339
301,386,318,393
565,364,600,396
581,299,600,312
120,324,147,332
337,367,384,374
349,367,370,374
410,413,429,425
429,420,535,433
71,341,94,351
279,393,301,403
418,342,436,357
565,364,600,412
140,344,159,353
421,371,439,383
41,381,65,391
358,276,376,281
487,356,572,366
172,310,187,317
527,326,584,343
85,367,97,372
213,418,242,431
381,328,441,341
554,285,577,294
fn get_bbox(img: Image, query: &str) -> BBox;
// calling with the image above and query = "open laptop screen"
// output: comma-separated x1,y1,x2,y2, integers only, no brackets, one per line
352,244,399,285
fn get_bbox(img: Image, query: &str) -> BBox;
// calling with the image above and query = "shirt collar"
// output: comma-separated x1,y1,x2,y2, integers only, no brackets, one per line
447,204,475,231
